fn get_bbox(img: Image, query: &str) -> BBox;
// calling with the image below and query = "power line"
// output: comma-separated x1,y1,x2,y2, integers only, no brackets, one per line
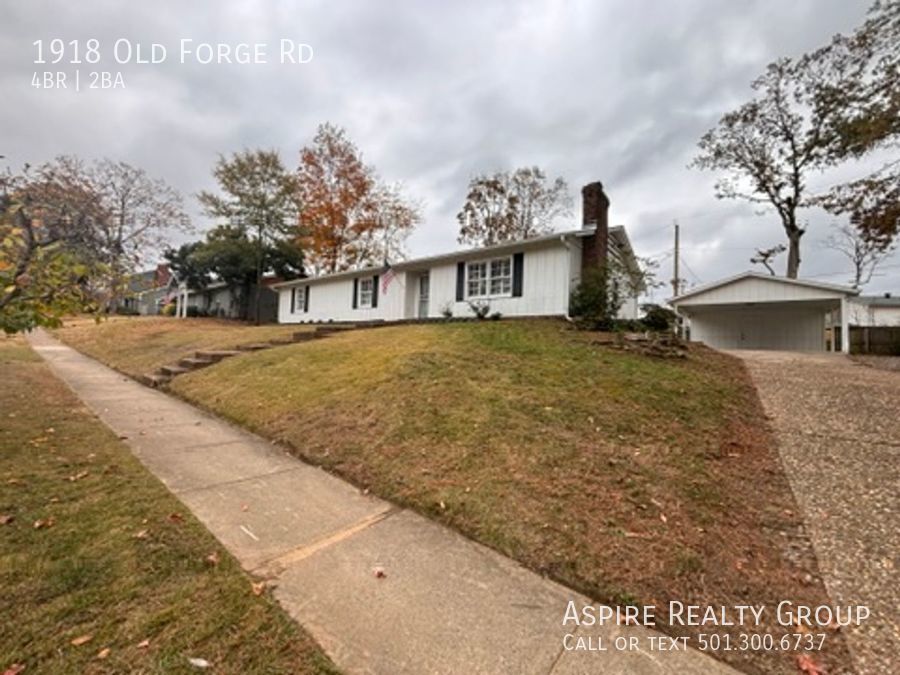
680,256,703,285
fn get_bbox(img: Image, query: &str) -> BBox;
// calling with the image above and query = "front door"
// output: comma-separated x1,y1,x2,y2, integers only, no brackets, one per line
418,274,430,318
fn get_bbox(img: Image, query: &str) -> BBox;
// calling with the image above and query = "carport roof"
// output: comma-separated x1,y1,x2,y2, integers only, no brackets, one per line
669,271,858,305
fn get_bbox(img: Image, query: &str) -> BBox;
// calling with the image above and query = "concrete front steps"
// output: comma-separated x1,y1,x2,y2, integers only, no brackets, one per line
140,325,359,388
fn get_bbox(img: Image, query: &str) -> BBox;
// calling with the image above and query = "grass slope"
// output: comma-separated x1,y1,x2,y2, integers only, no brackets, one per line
0,337,338,675
54,316,311,377
170,320,851,675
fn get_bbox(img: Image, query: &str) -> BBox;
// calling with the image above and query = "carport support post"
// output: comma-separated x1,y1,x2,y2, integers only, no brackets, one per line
829,309,836,352
840,297,850,354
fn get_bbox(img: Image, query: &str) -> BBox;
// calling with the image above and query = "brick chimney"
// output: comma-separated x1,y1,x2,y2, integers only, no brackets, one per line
581,181,609,270
155,263,172,288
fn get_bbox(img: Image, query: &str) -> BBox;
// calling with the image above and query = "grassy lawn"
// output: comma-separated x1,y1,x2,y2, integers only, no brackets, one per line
0,336,338,675
55,319,852,674
54,316,313,377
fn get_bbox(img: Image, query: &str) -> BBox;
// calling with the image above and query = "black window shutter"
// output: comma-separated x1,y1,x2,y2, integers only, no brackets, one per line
304,286,310,313
372,275,379,308
512,252,524,297
291,287,296,313
456,262,465,301
352,278,358,309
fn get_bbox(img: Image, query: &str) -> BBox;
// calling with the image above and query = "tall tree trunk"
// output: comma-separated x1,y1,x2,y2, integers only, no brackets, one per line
254,227,263,326
786,229,803,279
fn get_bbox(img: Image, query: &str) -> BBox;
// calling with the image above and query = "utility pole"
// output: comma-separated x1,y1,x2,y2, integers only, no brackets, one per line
671,220,680,297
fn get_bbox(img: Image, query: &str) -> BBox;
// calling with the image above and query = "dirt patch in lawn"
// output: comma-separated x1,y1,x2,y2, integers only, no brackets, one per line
852,354,900,372
0,336,338,675
63,319,853,673
53,316,313,378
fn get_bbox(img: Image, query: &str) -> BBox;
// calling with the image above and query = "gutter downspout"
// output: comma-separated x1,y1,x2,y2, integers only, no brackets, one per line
840,296,850,354
561,233,574,321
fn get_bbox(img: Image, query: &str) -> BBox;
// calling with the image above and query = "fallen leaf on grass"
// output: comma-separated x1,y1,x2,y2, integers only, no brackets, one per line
33,518,54,529
133,529,149,539
68,471,89,482
797,654,825,675
7,478,24,486
659,513,668,524
96,648,110,660
188,657,210,669
168,513,184,524
136,639,150,649
70,634,93,646
205,552,220,566
0,515,13,525
3,664,25,675
251,581,266,596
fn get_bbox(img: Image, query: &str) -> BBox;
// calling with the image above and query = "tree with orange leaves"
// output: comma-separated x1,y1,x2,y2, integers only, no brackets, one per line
296,123,420,274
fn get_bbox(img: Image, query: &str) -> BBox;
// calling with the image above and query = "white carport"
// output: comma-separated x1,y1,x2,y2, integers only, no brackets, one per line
670,272,859,353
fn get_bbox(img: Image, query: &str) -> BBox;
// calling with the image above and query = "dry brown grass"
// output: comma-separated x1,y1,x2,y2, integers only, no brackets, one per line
166,320,852,674
54,319,854,673
54,316,312,377
0,336,338,674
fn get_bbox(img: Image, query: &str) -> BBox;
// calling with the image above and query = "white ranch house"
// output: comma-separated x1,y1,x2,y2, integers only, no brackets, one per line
274,182,641,324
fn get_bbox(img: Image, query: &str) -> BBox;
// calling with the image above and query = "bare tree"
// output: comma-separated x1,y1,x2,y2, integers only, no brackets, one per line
506,167,572,238
90,159,190,308
750,244,787,275
823,223,897,288
691,60,841,278
352,181,421,265
806,0,900,247
457,167,572,246
692,2,900,278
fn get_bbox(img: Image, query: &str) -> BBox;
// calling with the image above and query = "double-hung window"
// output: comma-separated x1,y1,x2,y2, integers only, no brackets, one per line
292,286,306,313
467,256,512,298
358,277,374,308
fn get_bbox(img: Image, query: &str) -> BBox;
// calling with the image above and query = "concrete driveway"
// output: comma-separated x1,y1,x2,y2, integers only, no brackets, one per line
735,350,899,675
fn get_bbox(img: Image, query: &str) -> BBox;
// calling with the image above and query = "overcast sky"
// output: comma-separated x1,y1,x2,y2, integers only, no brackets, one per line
2,0,896,296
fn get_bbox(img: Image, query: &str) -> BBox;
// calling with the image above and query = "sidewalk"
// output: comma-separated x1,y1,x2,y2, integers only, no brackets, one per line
27,330,735,675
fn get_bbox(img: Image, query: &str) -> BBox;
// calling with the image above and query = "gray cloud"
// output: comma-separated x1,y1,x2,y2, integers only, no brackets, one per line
3,0,896,292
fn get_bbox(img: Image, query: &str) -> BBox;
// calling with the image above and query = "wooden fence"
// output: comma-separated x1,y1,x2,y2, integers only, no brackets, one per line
847,326,900,355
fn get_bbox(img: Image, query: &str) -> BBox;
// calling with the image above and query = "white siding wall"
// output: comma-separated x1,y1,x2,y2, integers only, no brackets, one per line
846,301,900,327
428,245,571,319
678,277,845,306
618,296,640,321
276,237,642,323
278,272,408,324
689,306,825,351
277,244,572,323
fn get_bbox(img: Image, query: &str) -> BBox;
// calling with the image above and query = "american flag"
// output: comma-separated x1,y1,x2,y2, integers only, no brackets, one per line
381,263,396,294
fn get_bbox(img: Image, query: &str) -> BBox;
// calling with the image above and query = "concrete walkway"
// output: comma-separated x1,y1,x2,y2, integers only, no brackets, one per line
28,330,735,675
737,350,900,675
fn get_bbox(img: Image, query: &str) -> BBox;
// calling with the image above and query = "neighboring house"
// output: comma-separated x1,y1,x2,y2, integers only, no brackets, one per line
182,279,281,323
670,272,859,353
845,294,900,327
274,182,642,324
122,264,174,315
